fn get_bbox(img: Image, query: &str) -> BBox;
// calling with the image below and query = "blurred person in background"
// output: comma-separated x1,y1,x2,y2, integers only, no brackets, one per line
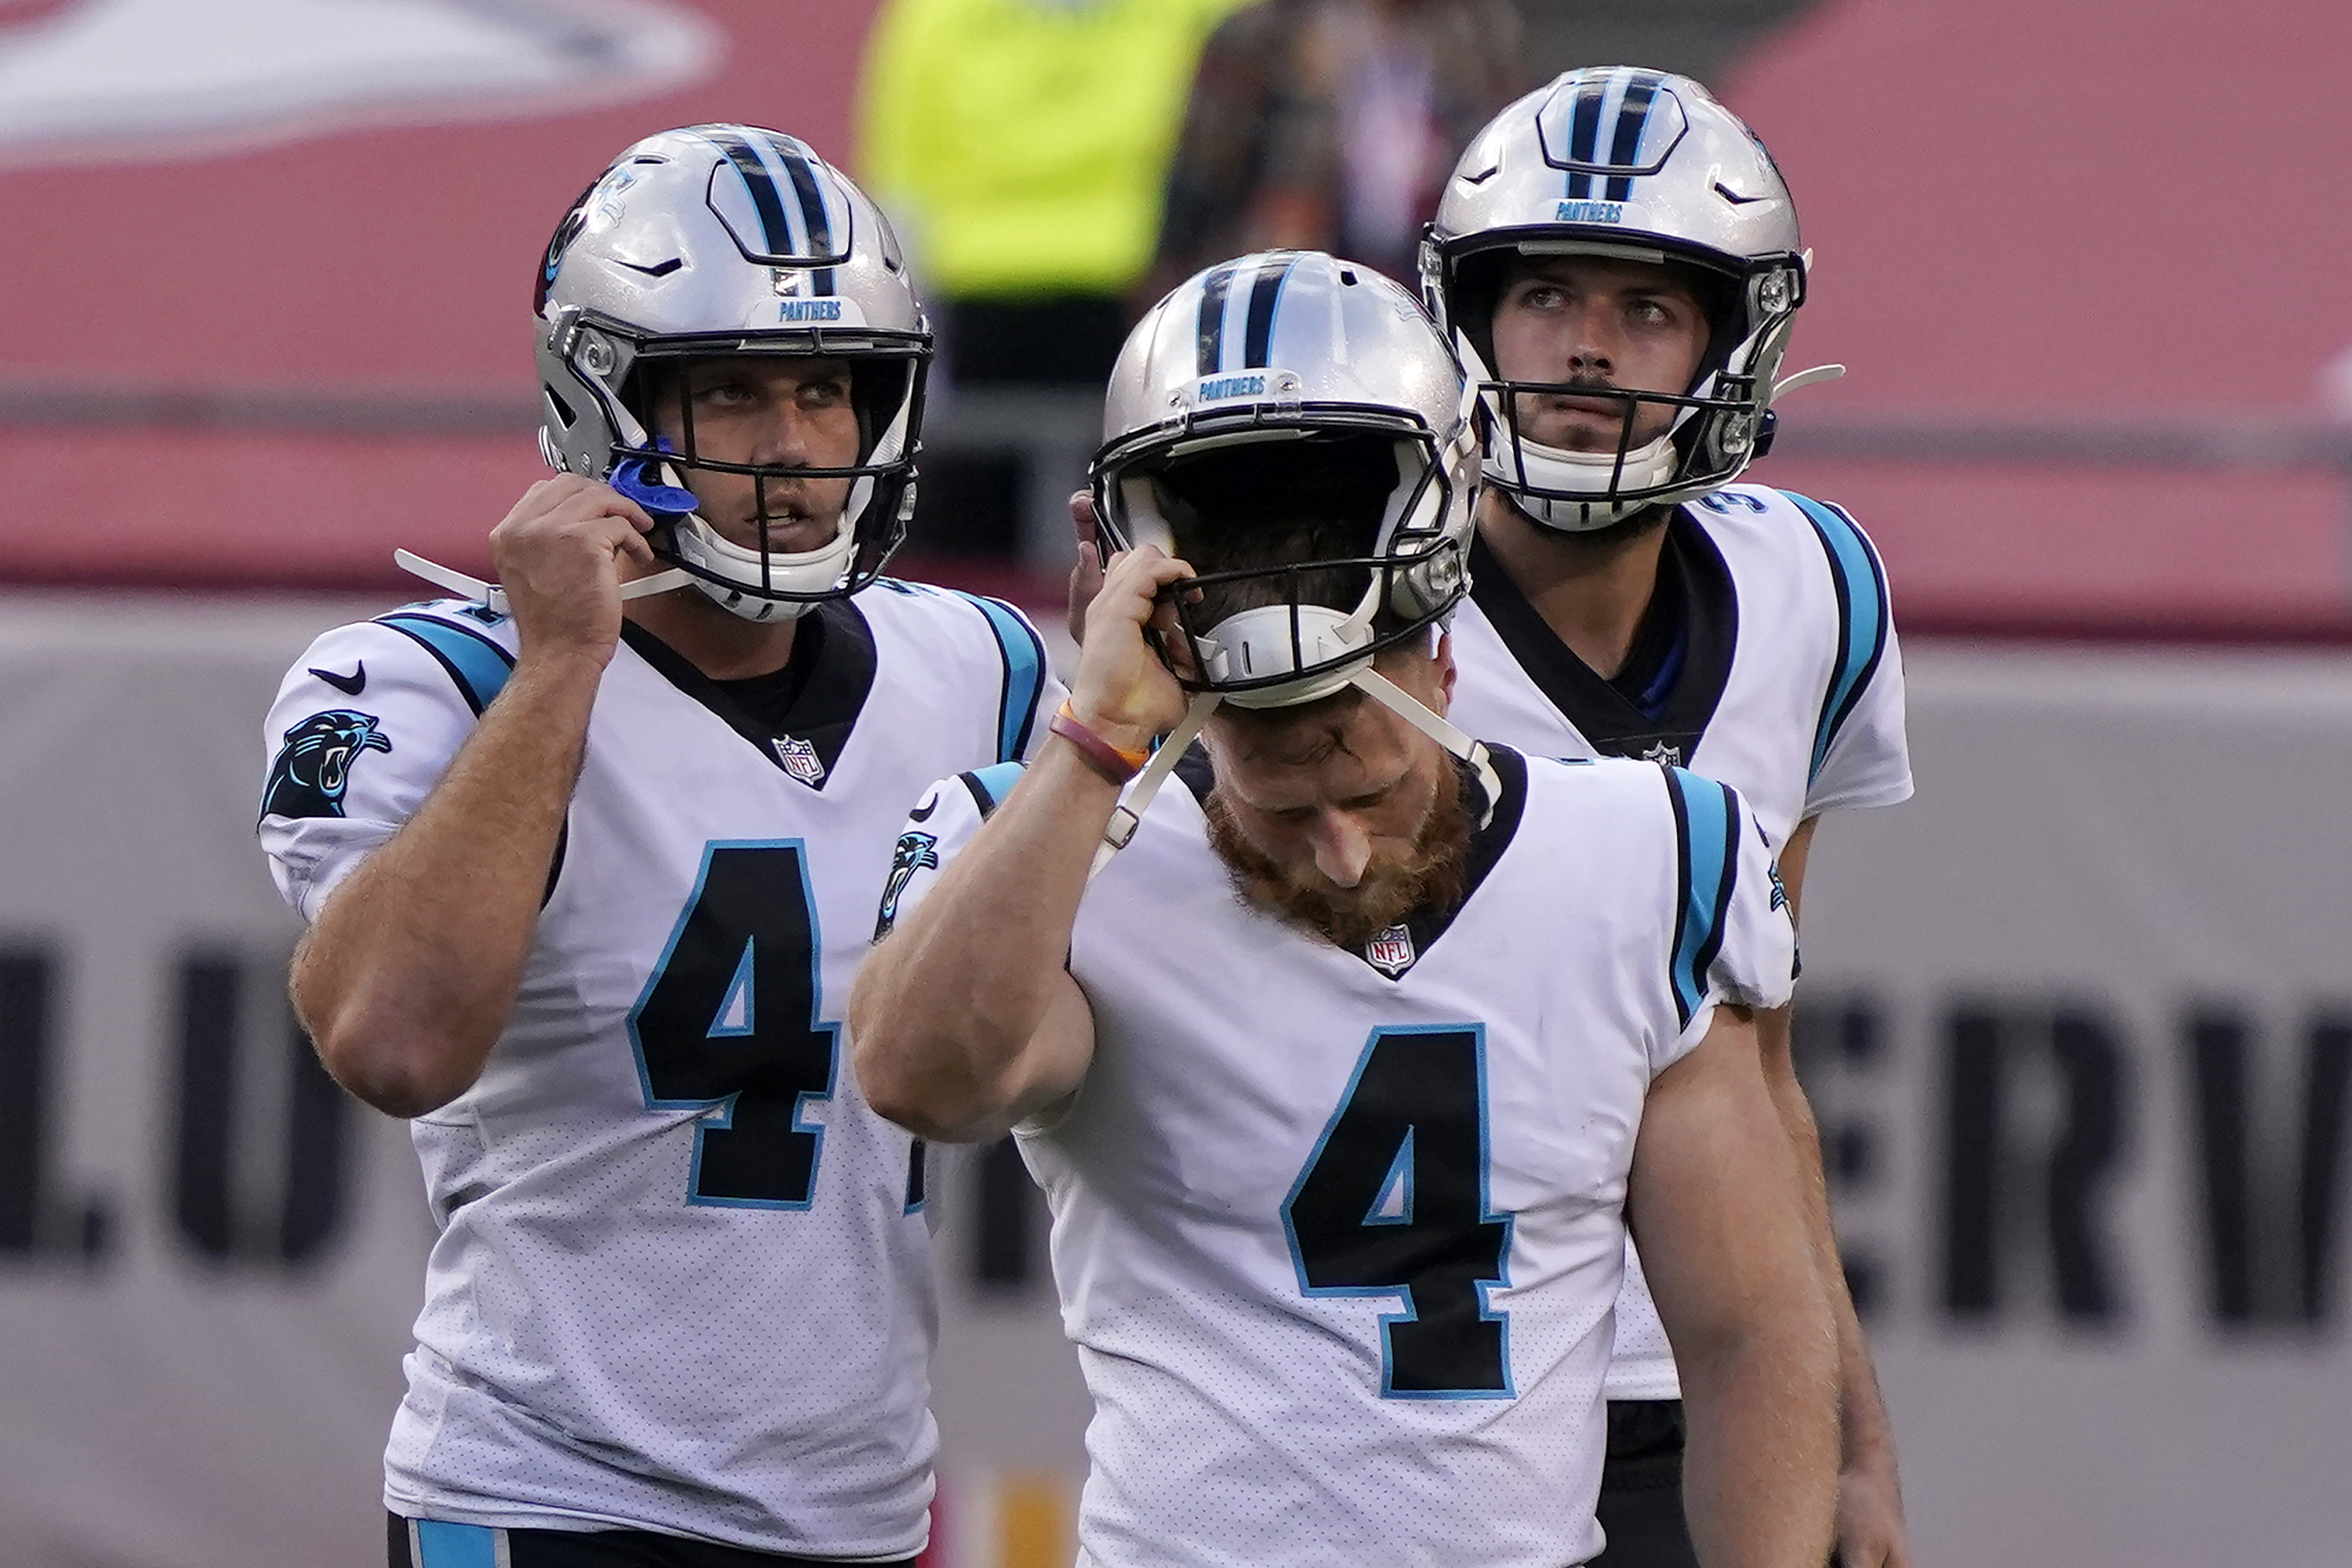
1144,0,1525,299
858,0,1247,558
859,0,1246,385
1423,67,1915,1568
259,125,1056,1567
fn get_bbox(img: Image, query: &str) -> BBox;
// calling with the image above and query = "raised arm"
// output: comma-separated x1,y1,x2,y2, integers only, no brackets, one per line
289,477,654,1116
852,547,1194,1142
1631,1005,1840,1568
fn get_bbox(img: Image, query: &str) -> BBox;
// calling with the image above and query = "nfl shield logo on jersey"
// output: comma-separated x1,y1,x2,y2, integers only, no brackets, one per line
1640,740,1684,766
1364,924,1417,978
774,735,827,787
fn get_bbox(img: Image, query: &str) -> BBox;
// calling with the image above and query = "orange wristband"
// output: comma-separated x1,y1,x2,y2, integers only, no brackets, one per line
1051,701,1150,784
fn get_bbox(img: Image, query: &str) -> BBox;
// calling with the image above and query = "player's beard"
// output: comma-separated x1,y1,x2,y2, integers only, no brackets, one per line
1203,760,1475,952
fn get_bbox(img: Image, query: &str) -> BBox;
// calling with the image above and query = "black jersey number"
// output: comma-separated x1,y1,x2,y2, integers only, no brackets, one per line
630,842,840,1209
1283,1025,1514,1397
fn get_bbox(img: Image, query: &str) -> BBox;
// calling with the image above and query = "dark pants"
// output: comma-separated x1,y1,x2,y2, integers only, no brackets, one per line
389,1514,916,1568
1590,1399,1700,1568
1589,1400,1841,1568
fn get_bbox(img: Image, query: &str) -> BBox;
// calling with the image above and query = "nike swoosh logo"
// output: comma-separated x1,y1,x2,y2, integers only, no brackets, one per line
1714,182,1769,206
309,662,366,696
909,793,939,823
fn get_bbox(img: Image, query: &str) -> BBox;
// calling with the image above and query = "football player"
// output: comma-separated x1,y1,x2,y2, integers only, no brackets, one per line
1421,67,1915,1568
852,252,1838,1568
258,125,1057,1567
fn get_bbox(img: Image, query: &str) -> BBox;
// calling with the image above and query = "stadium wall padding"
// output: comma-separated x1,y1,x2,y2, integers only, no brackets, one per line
0,594,2346,1566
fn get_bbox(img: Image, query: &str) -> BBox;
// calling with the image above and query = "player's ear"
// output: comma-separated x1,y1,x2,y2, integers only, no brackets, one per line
1433,629,1457,714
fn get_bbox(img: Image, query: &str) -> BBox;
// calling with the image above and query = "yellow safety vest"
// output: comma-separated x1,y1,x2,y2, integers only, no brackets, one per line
858,0,1251,297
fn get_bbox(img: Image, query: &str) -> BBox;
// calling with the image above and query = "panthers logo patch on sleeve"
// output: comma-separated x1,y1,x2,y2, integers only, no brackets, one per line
262,710,392,820
873,829,940,941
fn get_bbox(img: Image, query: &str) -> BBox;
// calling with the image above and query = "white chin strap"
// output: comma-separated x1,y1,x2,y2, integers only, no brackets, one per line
394,549,691,615
1490,431,1680,532
1088,631,1500,881
1195,599,1377,708
668,503,856,624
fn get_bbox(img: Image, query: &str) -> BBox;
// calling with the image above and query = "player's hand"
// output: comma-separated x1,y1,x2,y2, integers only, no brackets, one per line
1066,488,1104,646
1831,1457,1911,1568
1068,546,1192,754
488,476,661,670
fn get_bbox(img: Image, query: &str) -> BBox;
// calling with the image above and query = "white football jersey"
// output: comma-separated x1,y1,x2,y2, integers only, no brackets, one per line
1446,485,1911,1399
259,582,1057,1556
887,747,1795,1567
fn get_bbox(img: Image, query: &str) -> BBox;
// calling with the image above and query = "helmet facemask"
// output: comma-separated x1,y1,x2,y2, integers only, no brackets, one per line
1441,239,1795,533
548,322,927,623
1095,426,1469,709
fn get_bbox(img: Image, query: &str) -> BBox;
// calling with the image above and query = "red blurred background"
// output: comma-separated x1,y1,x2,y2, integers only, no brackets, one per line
4,0,2350,631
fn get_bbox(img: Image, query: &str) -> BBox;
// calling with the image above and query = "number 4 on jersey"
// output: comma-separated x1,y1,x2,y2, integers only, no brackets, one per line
1283,1025,1515,1398
630,841,839,1208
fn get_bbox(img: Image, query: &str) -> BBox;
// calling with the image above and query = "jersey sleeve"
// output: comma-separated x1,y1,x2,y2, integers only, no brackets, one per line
871,761,1029,942
1783,494,1915,818
1657,769,1798,1072
948,592,1067,764
256,610,512,924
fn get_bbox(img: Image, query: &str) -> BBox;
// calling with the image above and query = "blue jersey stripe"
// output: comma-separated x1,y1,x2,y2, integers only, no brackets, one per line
960,760,1028,818
376,612,516,717
1783,492,1891,784
1664,768,1741,1029
412,1519,499,1568
956,593,1047,762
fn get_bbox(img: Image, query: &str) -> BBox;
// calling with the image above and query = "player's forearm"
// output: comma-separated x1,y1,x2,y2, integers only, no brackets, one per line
293,651,602,1116
1757,1004,1902,1472
852,742,1113,1140
1677,1311,1840,1568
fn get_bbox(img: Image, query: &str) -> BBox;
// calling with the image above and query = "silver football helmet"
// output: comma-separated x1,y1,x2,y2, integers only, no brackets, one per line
1093,250,1479,709
1085,251,1494,877
1421,67,1836,532
534,124,930,620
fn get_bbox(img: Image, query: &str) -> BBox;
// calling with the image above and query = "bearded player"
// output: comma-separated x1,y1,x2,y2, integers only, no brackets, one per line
854,252,1837,1568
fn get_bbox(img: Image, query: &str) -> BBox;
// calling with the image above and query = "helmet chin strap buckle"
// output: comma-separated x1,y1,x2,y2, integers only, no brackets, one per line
394,547,691,612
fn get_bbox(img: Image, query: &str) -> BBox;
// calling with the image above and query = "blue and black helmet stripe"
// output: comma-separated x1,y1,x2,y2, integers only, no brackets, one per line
1195,255,1297,376
1564,74,1607,198
1240,255,1297,369
770,134,840,292
707,129,797,257
1559,67,1670,201
1196,262,1238,376
1663,768,1743,1030
702,129,841,290
1784,492,1892,783
376,611,516,717
955,593,1048,762
1602,72,1665,201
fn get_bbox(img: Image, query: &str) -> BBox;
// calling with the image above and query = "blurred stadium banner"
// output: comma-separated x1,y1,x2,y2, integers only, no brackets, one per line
0,595,2346,1567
